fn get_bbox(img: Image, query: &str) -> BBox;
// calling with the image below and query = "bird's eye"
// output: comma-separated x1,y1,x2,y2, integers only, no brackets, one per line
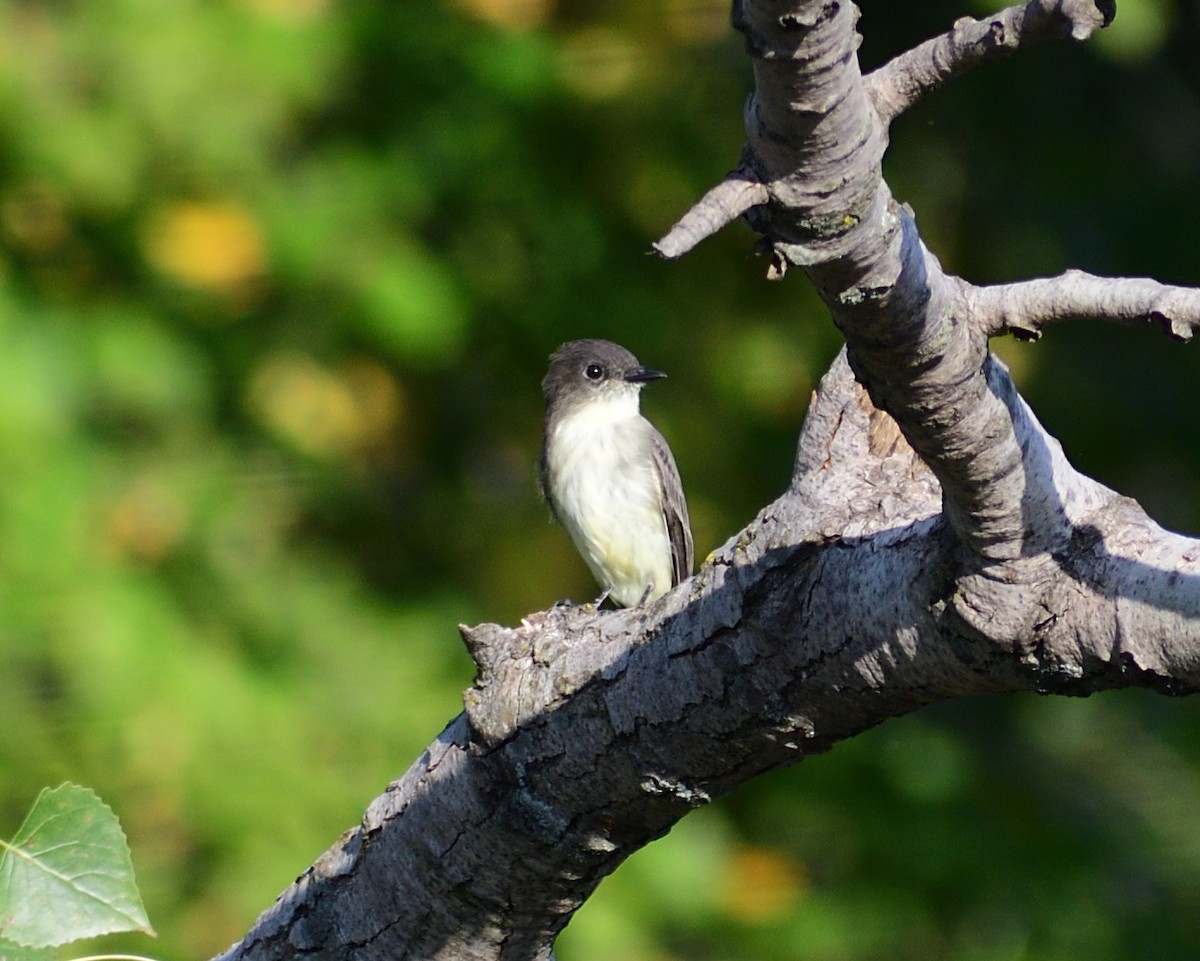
585,364,604,381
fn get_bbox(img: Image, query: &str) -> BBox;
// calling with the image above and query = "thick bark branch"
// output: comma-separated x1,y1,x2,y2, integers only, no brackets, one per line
214,354,1200,961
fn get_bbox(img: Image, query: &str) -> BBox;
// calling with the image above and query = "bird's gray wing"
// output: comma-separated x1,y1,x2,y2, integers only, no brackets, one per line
649,426,693,586
537,440,561,523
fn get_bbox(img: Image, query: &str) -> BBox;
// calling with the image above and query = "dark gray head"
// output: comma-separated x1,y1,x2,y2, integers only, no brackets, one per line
542,339,666,416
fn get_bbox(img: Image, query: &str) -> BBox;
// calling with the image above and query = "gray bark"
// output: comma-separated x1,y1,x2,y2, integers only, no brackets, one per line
212,2,1200,959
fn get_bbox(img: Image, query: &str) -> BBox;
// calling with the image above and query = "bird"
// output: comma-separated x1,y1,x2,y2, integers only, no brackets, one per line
539,338,693,607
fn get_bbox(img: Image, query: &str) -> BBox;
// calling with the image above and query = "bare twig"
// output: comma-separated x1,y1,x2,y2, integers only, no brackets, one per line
968,270,1200,341
652,166,768,259
866,0,1115,126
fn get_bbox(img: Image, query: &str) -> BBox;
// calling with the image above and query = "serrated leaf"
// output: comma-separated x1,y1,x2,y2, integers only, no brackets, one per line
0,783,155,947
0,935,55,961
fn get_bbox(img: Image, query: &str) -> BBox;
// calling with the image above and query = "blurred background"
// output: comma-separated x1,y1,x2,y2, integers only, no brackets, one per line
1,0,1199,958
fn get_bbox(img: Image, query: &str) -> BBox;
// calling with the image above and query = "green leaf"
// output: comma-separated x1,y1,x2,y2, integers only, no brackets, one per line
0,936,54,961
0,783,155,947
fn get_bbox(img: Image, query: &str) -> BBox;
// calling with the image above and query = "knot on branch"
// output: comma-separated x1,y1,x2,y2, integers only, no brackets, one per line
460,606,639,747
460,619,545,747
732,0,846,59
1152,310,1195,343
1051,0,1115,39
943,553,1063,647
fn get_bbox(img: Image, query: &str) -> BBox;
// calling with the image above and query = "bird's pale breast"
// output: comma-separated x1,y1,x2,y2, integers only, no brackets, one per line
545,396,673,606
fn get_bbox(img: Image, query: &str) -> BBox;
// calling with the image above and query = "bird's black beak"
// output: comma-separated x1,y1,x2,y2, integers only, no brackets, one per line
624,366,667,383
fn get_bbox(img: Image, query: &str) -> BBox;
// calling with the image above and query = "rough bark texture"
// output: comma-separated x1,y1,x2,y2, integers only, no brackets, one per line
212,2,1200,960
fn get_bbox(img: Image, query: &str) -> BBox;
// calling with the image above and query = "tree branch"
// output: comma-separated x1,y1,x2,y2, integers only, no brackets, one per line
968,269,1200,341
683,0,1200,636
726,0,1063,609
865,0,1115,126
652,163,768,259
214,354,1200,961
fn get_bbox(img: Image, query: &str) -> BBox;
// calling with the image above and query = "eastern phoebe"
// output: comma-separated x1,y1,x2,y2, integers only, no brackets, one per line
539,338,693,607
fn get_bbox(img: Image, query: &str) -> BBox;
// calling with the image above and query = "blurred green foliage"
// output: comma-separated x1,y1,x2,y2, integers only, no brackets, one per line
0,0,1198,959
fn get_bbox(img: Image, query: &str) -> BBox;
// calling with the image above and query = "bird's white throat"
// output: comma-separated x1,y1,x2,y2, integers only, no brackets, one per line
551,384,642,434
